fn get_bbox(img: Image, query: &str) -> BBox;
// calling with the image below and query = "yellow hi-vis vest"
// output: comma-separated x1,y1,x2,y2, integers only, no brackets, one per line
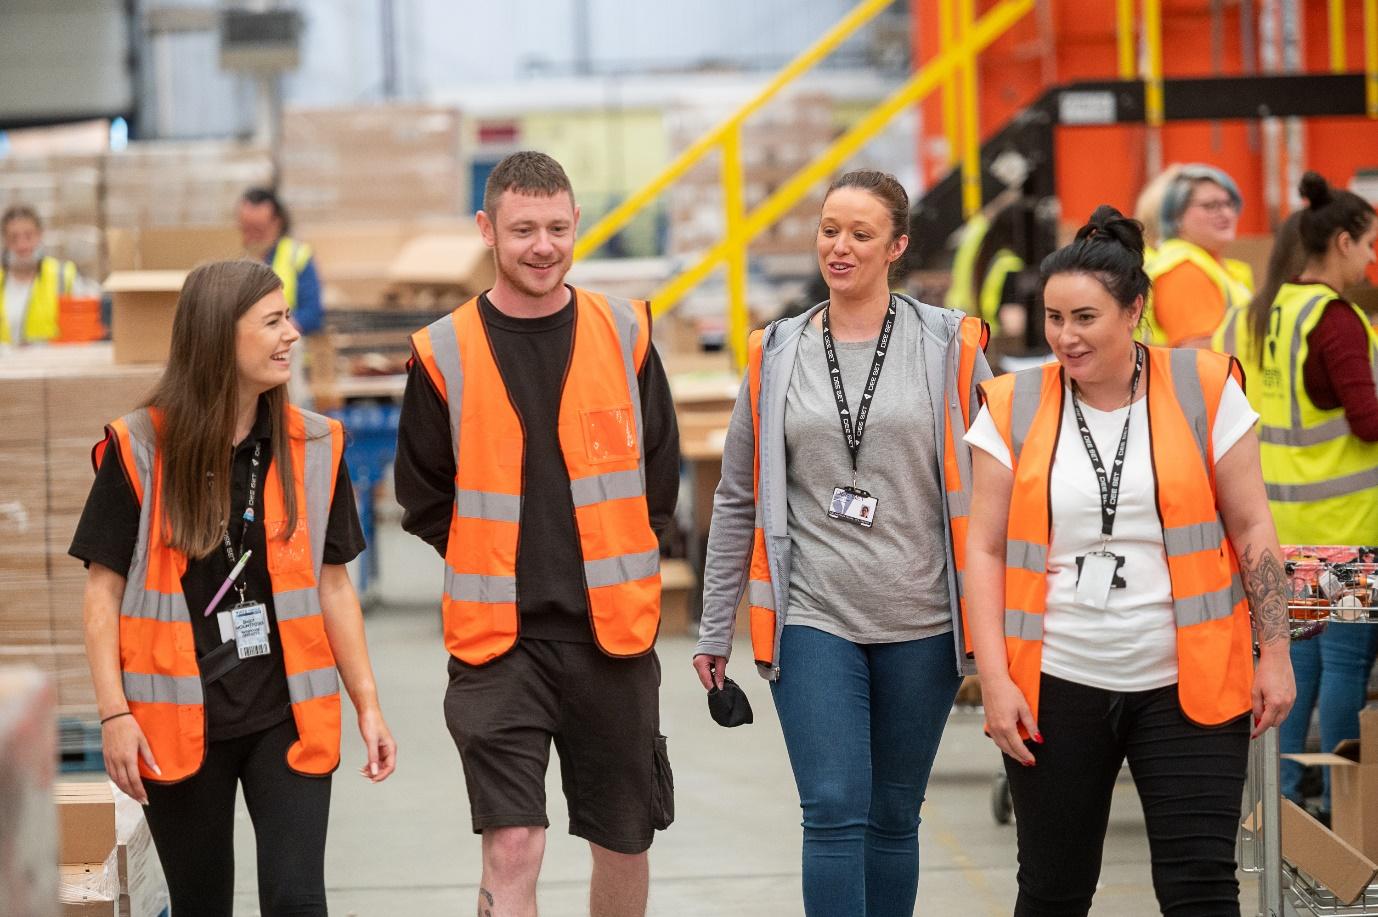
1211,304,1263,414
0,255,77,344
270,236,314,309
1258,281,1378,544
979,248,1025,328
1142,238,1254,345
945,214,989,316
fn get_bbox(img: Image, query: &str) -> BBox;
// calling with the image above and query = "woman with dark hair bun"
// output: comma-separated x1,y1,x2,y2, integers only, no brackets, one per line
1258,171,1378,823
964,205,1294,916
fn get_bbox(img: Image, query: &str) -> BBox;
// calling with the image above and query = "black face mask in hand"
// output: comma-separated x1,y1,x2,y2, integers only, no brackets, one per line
706,665,753,728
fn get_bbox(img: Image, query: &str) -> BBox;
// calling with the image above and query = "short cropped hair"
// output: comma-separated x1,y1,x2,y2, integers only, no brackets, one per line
482,151,574,216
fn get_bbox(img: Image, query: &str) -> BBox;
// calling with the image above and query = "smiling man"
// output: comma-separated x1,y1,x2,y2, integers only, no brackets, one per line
394,151,679,917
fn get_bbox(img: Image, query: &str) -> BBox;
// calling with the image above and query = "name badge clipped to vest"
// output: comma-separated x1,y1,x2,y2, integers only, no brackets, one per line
228,602,271,660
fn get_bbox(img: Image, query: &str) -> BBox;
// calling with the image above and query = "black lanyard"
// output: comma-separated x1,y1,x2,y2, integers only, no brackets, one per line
220,440,262,597
1069,343,1144,544
820,297,896,478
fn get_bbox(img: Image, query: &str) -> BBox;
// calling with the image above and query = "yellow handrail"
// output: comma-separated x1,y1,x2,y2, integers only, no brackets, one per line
572,0,893,261
650,0,1034,367
1143,0,1164,126
939,0,959,166
1332,0,1348,72
1368,0,1378,118
958,0,982,218
1117,0,1136,79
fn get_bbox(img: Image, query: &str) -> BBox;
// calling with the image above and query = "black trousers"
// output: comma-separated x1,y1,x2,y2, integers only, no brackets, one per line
142,717,332,917
1003,674,1250,917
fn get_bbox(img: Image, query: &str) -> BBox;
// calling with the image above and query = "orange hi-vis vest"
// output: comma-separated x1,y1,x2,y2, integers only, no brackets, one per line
978,346,1254,729
743,311,989,669
105,405,345,783
410,288,661,665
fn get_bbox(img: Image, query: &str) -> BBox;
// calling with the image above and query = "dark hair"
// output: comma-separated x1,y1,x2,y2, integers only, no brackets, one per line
146,260,297,559
240,187,292,235
1040,205,1151,310
1297,171,1375,257
824,170,909,243
483,151,575,215
1245,211,1306,366
1,204,42,233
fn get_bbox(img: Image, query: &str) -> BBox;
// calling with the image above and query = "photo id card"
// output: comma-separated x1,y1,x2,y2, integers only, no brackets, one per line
828,486,878,528
230,602,271,659
1074,551,1124,609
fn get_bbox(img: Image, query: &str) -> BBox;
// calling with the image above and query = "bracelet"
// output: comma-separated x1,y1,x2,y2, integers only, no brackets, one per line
100,711,132,725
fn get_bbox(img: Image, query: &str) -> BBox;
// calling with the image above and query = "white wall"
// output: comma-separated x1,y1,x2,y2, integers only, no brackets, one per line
0,0,133,123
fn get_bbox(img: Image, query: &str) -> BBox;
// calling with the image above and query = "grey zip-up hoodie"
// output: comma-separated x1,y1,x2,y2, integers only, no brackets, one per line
694,295,993,680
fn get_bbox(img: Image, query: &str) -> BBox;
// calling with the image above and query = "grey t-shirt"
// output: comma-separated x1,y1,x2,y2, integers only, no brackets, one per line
783,305,953,643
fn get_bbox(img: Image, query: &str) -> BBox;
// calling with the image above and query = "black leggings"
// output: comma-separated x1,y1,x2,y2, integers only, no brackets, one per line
1003,674,1250,917
142,717,332,917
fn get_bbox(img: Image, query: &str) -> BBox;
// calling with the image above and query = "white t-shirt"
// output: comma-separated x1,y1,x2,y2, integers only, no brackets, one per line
4,273,34,345
964,377,1257,692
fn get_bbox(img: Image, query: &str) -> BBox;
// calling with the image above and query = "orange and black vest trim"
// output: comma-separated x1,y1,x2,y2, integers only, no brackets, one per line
106,405,345,782
979,347,1254,730
410,288,661,665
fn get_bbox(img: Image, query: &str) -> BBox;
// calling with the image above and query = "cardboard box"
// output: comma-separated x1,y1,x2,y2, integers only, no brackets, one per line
56,781,168,917
56,781,116,866
105,226,242,273
103,271,186,364
1285,705,1378,861
1280,798,1378,905
386,232,494,293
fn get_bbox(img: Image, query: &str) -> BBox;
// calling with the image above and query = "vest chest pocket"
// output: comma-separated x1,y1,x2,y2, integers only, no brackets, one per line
266,518,313,573
582,405,638,465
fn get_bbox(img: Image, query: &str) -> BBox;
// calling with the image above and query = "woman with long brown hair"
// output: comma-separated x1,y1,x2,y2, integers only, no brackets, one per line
71,260,396,916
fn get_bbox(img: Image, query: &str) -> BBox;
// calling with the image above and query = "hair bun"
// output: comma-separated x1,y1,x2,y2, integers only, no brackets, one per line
1299,171,1333,210
1074,204,1146,260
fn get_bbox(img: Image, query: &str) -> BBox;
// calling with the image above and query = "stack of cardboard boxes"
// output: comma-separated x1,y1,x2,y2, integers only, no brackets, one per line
56,781,168,916
103,141,273,230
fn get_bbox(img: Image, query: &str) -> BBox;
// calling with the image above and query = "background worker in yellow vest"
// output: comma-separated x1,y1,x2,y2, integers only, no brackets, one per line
238,187,323,335
70,260,396,915
965,207,1293,916
1142,164,1255,347
394,151,679,917
1,204,78,348
1259,172,1378,823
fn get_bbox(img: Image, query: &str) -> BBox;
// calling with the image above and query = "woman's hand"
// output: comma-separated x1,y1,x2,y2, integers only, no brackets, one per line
102,714,160,804
356,706,397,783
981,676,1040,766
1251,648,1296,739
693,654,727,691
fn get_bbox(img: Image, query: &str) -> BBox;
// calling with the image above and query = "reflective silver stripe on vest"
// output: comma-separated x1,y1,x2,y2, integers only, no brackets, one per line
606,294,648,472
1174,576,1243,627
1163,519,1224,558
444,569,518,603
426,312,465,463
1169,348,1210,466
1004,609,1044,640
947,489,971,518
1007,539,1047,573
287,666,339,704
584,548,660,589
122,591,192,622
570,468,645,507
1010,370,1043,463
123,671,203,705
1259,415,1353,447
748,579,775,610
456,489,522,522
1221,309,1238,354
1266,466,1378,503
118,410,193,625
300,409,334,575
274,587,323,622
1288,295,1328,432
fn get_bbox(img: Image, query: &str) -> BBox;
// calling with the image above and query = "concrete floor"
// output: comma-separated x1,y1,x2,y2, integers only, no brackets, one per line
220,604,1263,916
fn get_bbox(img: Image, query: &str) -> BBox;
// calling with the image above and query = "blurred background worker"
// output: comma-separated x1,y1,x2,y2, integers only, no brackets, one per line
1,205,77,349
1258,171,1378,824
1142,164,1254,348
237,187,323,337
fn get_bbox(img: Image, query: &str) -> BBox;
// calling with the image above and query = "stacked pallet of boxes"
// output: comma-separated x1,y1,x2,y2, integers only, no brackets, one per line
0,348,161,740
103,141,273,230
57,781,168,916
0,154,103,282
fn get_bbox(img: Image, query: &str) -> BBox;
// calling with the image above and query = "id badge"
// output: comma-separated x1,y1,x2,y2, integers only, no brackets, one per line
230,602,271,660
1074,551,1119,609
827,486,878,528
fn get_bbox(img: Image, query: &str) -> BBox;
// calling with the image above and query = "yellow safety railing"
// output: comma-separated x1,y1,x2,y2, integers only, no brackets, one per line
574,0,1033,368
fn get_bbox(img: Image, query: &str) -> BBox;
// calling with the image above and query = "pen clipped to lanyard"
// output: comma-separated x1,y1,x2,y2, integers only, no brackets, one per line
203,549,252,617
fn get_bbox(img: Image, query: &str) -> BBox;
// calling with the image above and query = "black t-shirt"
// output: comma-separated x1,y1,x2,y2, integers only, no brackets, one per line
393,289,680,644
68,398,366,741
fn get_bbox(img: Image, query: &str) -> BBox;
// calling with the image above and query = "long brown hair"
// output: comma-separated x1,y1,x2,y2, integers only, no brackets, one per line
145,260,297,559
1245,211,1306,367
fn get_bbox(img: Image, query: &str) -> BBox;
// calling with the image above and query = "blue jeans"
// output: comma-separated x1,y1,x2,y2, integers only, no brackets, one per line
770,625,962,917
1317,622,1378,809
1279,638,1321,805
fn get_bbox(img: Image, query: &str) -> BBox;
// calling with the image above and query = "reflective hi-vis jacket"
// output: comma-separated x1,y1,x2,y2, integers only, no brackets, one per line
105,405,345,782
410,288,661,665
1211,303,1263,414
696,296,991,679
1258,282,1378,545
978,347,1254,730
1143,238,1254,346
0,255,76,344
269,236,314,310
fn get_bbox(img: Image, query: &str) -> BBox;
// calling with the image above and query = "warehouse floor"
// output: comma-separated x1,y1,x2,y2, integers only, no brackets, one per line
216,604,1260,916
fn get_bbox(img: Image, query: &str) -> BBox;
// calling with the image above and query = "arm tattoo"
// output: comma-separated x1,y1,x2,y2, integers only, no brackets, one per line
1240,545,1291,647
478,887,494,917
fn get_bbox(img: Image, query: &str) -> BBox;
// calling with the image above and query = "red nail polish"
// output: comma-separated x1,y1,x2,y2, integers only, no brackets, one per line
1034,733,1044,744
